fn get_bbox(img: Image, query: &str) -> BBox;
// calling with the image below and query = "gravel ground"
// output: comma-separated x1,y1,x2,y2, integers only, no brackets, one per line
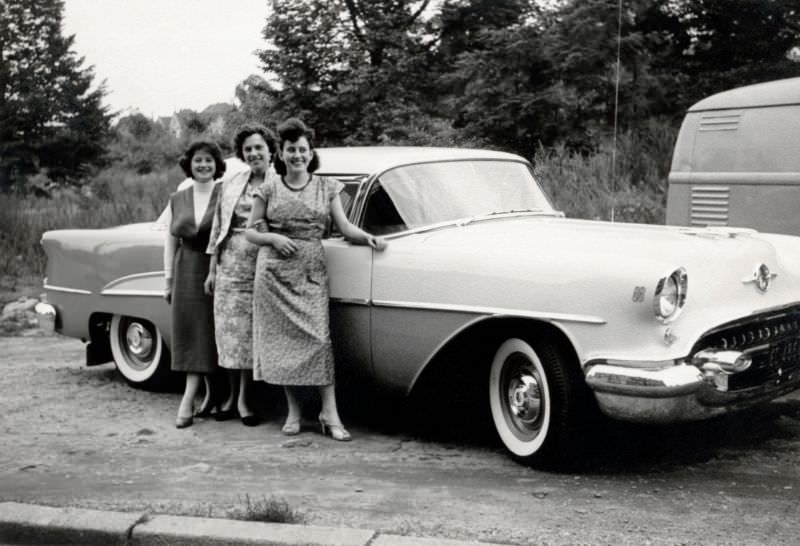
1,334,799,545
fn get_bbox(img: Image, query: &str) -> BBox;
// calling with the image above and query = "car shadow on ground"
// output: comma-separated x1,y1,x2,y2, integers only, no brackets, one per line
338,376,800,474
92,363,800,474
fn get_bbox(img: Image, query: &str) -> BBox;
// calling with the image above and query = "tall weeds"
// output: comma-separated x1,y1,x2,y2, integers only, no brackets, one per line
533,123,676,224
1,166,181,278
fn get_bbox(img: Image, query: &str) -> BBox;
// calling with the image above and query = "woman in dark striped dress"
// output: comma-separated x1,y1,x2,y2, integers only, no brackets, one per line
163,140,225,428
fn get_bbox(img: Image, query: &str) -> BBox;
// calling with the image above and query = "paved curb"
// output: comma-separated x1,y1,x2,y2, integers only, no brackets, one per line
0,502,504,545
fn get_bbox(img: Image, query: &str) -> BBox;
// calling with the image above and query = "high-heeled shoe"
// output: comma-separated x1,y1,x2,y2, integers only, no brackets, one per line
194,401,219,418
281,418,301,436
214,408,239,421
241,413,260,427
175,414,193,429
318,414,351,441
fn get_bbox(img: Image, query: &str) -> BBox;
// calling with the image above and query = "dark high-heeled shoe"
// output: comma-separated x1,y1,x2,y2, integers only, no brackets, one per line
241,414,260,427
318,414,351,441
194,401,219,418
214,408,239,421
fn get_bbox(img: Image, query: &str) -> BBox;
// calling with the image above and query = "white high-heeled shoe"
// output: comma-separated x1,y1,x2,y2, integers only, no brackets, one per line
318,414,351,441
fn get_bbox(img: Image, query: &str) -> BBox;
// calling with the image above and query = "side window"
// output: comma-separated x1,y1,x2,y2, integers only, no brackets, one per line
363,181,407,235
340,183,358,218
327,182,359,238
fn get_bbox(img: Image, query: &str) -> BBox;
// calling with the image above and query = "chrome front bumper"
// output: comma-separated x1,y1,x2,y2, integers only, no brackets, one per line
584,350,800,423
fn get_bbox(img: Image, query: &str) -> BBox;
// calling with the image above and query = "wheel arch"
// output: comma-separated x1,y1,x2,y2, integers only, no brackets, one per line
406,315,582,398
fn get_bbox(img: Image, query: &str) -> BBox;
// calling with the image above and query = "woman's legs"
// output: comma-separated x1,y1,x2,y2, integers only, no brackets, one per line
280,387,302,435
318,384,350,441
237,371,254,418
220,370,238,412
176,373,201,427
196,375,214,415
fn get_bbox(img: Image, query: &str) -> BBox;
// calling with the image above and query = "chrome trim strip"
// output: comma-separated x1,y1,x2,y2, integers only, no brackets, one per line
330,297,371,306
101,271,164,291
43,284,92,295
102,289,164,297
371,299,606,325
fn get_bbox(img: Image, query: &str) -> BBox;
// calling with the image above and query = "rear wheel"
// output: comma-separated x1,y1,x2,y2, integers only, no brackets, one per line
109,315,171,390
489,336,589,466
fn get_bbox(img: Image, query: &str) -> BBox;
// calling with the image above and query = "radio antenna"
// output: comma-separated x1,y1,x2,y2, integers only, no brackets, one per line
610,0,623,222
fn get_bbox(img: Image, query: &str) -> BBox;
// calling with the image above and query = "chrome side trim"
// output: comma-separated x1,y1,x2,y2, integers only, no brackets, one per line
101,289,164,297
371,299,606,325
101,271,164,291
43,284,92,295
330,297,371,306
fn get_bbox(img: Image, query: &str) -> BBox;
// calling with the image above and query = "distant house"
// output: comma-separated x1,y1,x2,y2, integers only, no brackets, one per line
153,103,235,140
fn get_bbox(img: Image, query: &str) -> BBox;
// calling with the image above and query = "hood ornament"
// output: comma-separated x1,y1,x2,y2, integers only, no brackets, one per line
742,263,777,292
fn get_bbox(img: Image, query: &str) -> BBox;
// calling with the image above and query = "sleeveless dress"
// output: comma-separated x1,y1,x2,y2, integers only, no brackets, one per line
213,176,260,369
252,174,343,385
169,184,220,373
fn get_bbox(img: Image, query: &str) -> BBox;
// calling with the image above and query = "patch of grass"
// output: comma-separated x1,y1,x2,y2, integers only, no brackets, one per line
228,494,306,524
0,165,181,279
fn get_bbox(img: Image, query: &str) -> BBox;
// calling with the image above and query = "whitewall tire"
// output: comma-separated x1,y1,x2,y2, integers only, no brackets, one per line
109,315,170,389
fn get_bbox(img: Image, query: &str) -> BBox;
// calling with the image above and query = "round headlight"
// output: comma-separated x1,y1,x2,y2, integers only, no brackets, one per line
653,268,687,322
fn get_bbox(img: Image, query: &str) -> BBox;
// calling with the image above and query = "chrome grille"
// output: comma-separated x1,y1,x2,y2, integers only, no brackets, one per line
693,307,800,391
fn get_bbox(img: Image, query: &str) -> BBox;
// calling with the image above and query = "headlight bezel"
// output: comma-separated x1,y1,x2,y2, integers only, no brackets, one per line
653,267,688,323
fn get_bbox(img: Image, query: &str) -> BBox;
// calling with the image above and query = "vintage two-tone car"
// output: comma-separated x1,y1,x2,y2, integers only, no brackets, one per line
39,147,800,465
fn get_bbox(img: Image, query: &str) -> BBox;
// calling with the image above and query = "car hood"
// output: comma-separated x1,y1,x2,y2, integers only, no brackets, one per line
374,215,800,359
410,216,795,275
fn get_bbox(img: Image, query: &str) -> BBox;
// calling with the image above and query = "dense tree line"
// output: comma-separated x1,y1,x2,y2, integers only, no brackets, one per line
2,0,800,191
260,0,800,156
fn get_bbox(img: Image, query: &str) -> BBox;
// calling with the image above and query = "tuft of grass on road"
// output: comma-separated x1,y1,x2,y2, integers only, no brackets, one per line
228,494,306,524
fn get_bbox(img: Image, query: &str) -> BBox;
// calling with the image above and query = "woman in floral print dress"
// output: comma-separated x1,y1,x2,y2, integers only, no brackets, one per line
205,123,277,426
246,118,386,441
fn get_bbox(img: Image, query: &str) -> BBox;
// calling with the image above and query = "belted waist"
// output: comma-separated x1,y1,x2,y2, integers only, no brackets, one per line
179,237,211,252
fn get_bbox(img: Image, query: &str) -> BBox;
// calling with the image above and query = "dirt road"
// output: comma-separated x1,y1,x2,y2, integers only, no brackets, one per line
1,335,799,545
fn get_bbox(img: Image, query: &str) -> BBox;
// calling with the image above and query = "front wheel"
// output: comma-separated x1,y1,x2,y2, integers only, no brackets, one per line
109,315,171,390
489,336,589,466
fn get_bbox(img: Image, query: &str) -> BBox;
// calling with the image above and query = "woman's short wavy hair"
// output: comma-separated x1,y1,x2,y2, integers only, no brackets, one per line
273,117,320,175
178,140,226,179
233,123,277,161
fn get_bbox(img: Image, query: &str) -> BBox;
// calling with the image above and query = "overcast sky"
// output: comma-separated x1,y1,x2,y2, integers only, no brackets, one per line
62,0,269,119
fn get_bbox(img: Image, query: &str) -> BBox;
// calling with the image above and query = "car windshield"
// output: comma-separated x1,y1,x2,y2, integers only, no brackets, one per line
377,160,555,230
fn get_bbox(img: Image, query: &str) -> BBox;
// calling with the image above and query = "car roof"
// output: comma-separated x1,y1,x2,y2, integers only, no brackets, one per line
689,77,800,111
314,146,527,176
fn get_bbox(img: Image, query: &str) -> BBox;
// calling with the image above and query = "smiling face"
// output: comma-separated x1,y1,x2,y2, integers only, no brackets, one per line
190,149,216,183
241,133,270,174
280,136,313,176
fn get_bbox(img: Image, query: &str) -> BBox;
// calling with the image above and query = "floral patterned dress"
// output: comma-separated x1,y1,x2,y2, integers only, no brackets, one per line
211,175,261,370
252,174,343,385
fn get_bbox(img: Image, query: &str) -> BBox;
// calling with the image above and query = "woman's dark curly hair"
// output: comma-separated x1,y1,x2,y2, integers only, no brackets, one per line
178,140,226,179
233,123,277,161
273,117,320,175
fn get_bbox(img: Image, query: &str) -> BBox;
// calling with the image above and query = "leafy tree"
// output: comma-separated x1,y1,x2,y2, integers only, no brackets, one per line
0,0,112,190
108,114,178,174
259,0,451,144
640,0,800,111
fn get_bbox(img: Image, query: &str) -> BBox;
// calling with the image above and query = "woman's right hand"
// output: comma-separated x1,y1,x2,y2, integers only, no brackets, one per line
272,234,298,257
163,283,172,304
203,271,215,295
